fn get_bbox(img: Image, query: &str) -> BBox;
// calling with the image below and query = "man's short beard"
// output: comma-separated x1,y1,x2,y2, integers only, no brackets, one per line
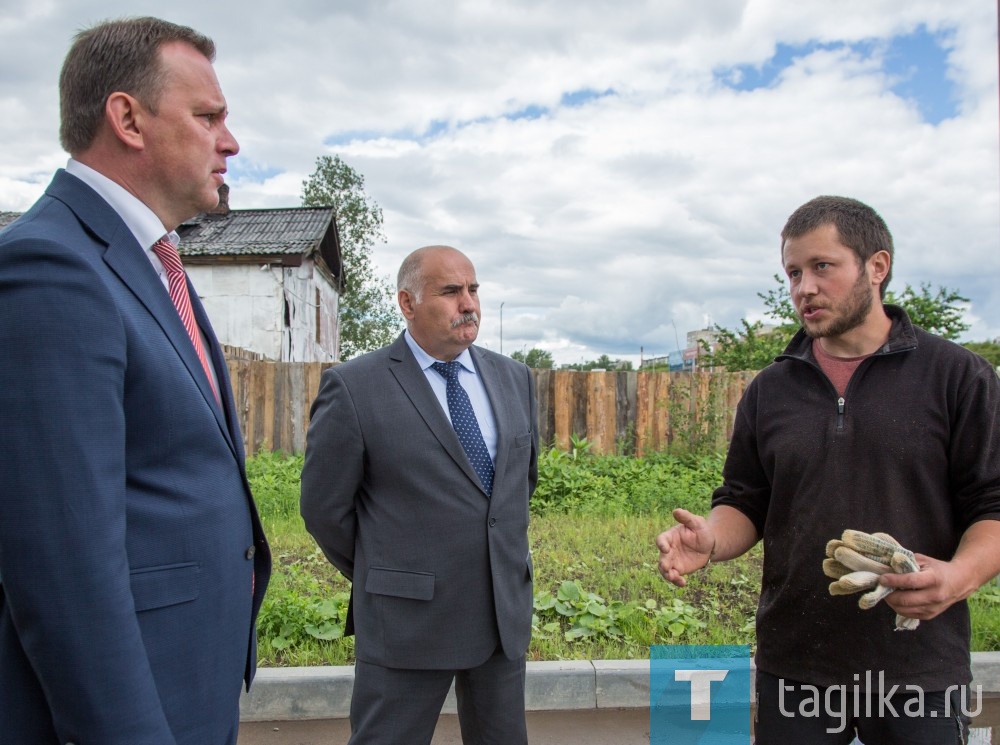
801,269,874,340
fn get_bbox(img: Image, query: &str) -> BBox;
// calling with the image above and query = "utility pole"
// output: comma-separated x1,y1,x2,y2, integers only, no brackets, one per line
499,301,505,355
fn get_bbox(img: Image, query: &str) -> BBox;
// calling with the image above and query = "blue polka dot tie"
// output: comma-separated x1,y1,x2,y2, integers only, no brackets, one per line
432,361,494,496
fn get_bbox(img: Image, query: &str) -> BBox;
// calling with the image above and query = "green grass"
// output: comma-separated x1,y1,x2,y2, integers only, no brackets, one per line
970,584,1000,652
526,514,759,661
257,510,761,667
249,450,1000,667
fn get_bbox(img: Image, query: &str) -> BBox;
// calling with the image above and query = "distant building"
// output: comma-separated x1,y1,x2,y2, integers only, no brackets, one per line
0,186,345,363
639,353,684,371
686,328,719,350
682,328,721,371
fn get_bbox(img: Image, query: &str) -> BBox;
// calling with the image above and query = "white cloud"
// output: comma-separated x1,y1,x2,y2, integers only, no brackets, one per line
1,0,996,362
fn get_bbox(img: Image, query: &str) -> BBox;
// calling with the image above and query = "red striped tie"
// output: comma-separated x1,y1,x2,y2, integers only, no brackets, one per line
151,238,219,402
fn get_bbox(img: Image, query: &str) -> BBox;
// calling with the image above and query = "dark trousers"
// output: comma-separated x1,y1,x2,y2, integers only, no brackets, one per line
755,670,971,745
348,648,527,745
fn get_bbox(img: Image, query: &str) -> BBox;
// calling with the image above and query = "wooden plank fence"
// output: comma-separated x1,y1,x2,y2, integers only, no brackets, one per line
224,350,756,457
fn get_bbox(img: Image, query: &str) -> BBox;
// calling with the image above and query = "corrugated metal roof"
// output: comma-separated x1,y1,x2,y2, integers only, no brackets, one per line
0,206,341,287
177,207,336,257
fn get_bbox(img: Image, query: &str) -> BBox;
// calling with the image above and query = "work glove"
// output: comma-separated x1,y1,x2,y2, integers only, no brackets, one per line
823,529,921,631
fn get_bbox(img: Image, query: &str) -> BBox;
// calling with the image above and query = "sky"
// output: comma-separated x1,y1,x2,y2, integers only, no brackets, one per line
1,0,997,365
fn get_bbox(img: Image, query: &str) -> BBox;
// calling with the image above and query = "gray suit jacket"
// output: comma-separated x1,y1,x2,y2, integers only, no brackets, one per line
301,333,538,669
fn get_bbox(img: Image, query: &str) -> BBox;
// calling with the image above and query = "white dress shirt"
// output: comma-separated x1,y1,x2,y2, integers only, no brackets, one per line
65,159,220,396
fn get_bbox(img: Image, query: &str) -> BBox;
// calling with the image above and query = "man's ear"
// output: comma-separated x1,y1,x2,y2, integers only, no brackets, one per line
105,92,145,150
398,289,416,320
867,250,891,288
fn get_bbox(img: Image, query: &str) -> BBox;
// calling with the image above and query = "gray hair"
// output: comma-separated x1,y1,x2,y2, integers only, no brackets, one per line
397,245,458,303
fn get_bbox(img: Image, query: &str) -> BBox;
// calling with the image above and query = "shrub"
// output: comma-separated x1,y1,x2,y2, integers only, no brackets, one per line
246,451,303,522
530,446,723,517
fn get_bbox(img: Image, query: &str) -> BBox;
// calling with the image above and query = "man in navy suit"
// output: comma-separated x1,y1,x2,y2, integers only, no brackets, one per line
302,245,539,744
0,17,270,744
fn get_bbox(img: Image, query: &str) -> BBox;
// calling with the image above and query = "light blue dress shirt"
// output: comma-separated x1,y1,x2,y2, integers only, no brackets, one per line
403,330,498,464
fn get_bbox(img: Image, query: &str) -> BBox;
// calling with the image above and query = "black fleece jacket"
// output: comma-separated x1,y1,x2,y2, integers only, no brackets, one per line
713,305,1000,689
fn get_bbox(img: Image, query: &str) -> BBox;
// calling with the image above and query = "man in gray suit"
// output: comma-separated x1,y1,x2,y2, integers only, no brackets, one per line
301,245,538,744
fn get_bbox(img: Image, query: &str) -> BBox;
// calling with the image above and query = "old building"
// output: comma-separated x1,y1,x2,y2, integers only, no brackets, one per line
178,185,343,362
0,188,344,362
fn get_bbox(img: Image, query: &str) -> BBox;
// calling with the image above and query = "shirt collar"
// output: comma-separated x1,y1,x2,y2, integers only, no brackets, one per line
403,330,476,374
66,159,176,249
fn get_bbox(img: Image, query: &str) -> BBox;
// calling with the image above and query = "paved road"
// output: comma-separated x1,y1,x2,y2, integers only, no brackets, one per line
239,709,652,745
240,708,1000,745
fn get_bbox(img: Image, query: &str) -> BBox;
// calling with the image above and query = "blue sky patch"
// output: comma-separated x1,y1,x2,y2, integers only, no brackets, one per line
323,129,388,146
561,88,616,107
717,25,958,124
505,103,550,121
422,119,450,139
882,26,957,124
321,90,614,146
719,42,801,92
323,119,450,147
225,161,282,182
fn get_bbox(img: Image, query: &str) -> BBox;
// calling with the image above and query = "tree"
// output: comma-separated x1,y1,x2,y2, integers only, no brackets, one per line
562,354,634,371
510,347,554,369
302,155,400,359
701,318,792,373
699,275,799,371
705,275,972,372
962,340,1000,368
884,283,970,340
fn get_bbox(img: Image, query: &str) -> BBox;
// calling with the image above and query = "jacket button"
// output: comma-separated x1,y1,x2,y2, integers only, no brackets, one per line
489,517,497,527
245,546,256,560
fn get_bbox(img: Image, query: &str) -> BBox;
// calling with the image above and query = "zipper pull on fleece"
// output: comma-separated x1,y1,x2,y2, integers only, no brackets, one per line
838,397,845,416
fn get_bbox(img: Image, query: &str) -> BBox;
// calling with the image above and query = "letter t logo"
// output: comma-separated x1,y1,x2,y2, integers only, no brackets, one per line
674,669,729,720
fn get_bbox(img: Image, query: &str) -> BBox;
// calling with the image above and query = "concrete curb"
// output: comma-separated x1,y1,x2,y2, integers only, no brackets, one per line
240,652,1000,722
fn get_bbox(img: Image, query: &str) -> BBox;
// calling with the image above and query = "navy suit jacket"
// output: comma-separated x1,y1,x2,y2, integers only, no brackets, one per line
0,170,271,744
301,334,538,670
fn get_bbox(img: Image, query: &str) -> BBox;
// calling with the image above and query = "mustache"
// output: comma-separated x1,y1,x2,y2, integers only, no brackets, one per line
451,312,479,328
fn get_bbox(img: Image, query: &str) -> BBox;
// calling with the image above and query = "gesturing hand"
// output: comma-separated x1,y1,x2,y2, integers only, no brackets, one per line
656,508,716,588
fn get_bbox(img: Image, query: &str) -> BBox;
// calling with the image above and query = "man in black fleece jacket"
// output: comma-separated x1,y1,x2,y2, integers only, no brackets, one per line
657,196,1000,744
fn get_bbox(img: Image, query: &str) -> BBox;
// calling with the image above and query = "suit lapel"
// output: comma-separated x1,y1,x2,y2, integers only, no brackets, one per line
470,346,512,482
49,172,238,459
387,336,486,494
103,231,234,445
189,287,242,457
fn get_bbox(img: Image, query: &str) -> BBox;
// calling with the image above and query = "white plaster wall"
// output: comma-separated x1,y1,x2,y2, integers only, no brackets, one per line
281,263,339,362
188,260,339,362
189,264,284,360
317,276,340,361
